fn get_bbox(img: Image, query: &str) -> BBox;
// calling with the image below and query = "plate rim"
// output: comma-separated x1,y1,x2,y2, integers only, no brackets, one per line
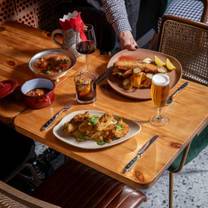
53,109,141,149
107,48,182,100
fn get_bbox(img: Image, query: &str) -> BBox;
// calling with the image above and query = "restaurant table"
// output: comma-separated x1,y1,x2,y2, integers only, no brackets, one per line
0,22,208,189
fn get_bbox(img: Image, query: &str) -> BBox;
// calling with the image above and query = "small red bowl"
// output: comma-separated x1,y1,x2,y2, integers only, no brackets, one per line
21,78,55,109
0,79,19,99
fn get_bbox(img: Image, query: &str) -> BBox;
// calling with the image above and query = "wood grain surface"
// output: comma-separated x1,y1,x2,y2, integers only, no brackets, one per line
0,22,58,123
0,22,208,188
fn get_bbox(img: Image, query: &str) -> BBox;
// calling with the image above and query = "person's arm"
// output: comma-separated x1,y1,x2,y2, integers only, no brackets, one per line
101,0,138,50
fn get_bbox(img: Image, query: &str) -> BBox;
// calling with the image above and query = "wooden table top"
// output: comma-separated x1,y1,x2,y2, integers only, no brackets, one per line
1,22,208,189
0,22,58,123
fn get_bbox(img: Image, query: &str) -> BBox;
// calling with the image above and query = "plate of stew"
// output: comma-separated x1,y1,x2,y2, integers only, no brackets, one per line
29,48,76,80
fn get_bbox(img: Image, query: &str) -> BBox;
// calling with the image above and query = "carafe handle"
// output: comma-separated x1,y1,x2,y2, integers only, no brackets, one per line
51,29,64,47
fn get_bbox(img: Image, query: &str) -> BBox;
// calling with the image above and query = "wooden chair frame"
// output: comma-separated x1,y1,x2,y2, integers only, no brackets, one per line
202,0,208,22
158,1,208,207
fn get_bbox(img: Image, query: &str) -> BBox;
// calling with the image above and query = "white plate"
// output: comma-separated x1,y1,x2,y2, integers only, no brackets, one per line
53,109,141,149
29,48,76,80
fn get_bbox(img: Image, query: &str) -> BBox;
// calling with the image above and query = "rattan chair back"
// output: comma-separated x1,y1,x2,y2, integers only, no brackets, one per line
0,0,63,31
0,0,38,27
159,15,208,85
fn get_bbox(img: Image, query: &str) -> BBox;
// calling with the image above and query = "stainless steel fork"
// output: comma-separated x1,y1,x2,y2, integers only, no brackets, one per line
40,103,72,131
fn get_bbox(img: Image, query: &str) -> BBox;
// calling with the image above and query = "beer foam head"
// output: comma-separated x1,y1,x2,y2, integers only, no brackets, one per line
152,74,170,86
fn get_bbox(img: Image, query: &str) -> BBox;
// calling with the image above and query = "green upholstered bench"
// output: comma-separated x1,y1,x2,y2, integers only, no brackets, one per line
169,125,208,172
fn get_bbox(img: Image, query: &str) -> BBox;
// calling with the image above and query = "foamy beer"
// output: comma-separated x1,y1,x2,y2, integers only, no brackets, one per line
151,74,170,107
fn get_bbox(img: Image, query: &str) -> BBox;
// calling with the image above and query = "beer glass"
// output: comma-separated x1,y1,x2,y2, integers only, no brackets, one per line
150,73,170,126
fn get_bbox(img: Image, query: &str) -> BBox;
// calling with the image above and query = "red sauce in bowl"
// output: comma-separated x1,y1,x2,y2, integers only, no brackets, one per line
26,88,50,97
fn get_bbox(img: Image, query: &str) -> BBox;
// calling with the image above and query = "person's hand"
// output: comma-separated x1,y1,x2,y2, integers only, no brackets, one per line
118,31,138,50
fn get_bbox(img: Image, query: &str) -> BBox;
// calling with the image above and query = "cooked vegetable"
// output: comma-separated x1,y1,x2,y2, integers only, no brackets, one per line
158,66,167,73
122,79,132,90
115,123,123,131
142,57,153,64
89,115,99,125
112,55,175,90
63,112,129,145
97,140,106,145
34,54,71,76
133,67,142,74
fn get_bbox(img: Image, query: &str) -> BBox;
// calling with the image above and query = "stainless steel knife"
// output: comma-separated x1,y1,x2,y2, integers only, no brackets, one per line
166,82,189,105
123,135,159,173
94,66,113,85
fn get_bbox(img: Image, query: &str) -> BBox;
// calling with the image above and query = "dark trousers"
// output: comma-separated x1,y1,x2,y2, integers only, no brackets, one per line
0,122,35,181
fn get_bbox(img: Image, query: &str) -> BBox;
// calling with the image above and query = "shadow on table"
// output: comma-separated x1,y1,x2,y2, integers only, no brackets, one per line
99,83,145,104
48,130,139,153
54,93,76,106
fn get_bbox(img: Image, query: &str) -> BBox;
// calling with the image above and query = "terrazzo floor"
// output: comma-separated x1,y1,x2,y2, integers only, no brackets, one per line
141,147,208,208
35,143,208,208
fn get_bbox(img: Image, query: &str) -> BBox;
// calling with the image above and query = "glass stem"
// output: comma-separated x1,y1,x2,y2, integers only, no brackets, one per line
156,107,162,120
86,54,88,71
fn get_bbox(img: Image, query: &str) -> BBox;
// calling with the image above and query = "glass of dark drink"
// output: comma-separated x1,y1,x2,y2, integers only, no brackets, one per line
76,24,96,70
74,71,96,104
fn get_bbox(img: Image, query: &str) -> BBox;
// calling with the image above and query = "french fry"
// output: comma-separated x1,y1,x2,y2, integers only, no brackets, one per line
131,74,141,88
142,76,151,88
131,72,147,88
113,56,175,90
